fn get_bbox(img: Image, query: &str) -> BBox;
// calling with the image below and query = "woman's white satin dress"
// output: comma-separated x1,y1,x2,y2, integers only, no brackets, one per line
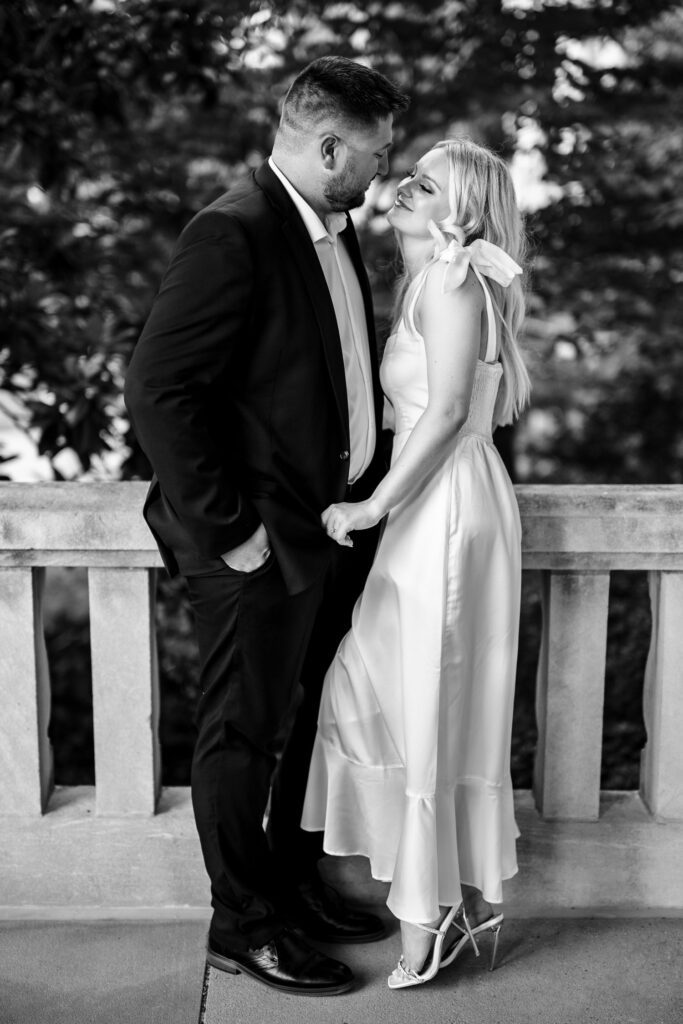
302,266,521,924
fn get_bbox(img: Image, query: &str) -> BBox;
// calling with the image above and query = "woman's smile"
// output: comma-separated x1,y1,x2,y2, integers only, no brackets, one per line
387,149,450,237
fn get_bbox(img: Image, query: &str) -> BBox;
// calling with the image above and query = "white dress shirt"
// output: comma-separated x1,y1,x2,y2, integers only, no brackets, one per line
268,157,376,483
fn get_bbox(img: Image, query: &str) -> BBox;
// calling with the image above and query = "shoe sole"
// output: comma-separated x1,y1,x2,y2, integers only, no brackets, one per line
205,949,354,996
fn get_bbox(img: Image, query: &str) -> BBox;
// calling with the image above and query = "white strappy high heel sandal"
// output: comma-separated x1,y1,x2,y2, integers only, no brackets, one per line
441,909,504,971
388,904,478,989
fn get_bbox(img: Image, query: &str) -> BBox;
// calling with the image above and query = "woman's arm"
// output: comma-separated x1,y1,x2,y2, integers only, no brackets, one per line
322,263,483,546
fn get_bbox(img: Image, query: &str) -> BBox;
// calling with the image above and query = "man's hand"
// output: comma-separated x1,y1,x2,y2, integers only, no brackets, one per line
321,498,384,547
221,523,271,572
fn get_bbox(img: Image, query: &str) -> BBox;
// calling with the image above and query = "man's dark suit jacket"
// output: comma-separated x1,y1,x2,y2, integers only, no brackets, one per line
124,161,385,595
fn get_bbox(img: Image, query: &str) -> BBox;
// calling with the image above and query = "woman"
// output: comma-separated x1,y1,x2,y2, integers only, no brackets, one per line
301,137,530,988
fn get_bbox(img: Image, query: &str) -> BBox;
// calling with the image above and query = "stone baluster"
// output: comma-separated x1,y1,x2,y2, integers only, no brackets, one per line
88,568,161,815
640,570,683,821
0,567,53,814
533,570,610,820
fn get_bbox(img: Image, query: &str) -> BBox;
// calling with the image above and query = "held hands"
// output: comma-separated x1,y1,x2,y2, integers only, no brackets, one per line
221,523,270,571
321,498,384,547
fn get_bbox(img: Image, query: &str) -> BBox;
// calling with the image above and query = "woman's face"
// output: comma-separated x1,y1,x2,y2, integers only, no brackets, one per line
387,148,451,238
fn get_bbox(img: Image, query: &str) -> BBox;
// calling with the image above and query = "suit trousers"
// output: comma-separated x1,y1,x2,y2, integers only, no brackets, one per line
183,527,376,951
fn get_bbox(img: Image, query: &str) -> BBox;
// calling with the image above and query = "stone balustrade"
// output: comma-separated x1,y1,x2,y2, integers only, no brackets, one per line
1,482,682,916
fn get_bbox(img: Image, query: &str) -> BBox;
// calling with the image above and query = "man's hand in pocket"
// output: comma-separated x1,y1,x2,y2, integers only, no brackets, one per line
221,523,270,572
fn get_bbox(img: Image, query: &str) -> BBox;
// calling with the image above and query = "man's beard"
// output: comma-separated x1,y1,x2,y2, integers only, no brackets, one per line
324,164,369,212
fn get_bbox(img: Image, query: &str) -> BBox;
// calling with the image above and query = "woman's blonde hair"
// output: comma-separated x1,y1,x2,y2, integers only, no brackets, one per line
392,137,530,426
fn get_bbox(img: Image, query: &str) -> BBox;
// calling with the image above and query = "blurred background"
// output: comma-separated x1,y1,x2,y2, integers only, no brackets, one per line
1,0,681,792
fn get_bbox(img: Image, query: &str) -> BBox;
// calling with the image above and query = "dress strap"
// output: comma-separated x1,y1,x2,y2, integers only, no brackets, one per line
471,264,498,363
407,261,499,363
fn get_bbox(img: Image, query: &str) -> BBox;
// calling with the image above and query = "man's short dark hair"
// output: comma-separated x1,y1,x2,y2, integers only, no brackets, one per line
281,56,409,132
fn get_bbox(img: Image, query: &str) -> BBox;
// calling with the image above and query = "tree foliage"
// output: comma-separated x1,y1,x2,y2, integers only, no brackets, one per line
0,0,274,475
1,0,681,482
7,0,676,789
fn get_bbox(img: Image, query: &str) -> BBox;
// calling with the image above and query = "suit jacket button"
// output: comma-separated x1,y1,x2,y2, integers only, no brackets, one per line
339,450,350,461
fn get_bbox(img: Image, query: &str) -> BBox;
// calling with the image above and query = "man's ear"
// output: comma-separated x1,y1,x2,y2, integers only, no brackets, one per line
321,135,341,169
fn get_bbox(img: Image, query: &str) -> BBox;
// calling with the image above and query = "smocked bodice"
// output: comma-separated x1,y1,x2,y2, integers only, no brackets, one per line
380,322,502,443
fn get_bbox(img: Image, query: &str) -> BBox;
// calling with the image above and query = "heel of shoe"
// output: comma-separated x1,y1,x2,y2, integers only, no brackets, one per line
489,924,502,972
206,951,241,975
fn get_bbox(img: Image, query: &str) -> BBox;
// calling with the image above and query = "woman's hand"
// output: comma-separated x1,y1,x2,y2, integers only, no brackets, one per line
321,498,384,547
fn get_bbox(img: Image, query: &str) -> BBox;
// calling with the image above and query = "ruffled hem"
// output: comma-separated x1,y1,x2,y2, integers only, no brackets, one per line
301,736,519,923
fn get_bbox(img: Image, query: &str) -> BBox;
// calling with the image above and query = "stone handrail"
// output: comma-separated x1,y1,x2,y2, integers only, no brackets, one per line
1,482,682,914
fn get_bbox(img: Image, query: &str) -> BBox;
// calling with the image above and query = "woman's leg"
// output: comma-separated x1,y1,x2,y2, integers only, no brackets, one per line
399,913,444,973
461,882,495,928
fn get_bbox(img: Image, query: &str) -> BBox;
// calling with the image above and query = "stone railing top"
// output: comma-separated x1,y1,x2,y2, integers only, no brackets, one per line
518,484,683,569
0,482,682,569
0,481,161,566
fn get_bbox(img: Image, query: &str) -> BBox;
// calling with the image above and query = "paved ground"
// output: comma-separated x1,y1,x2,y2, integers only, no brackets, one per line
1,915,681,1024
0,919,206,1024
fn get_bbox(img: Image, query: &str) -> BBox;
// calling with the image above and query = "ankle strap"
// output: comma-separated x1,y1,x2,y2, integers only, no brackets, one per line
414,922,441,937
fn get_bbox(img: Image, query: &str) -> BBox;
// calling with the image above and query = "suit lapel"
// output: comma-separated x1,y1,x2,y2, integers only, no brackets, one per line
255,162,350,443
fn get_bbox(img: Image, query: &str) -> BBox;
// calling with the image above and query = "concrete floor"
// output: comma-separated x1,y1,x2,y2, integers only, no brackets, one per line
0,919,207,1024
1,915,681,1024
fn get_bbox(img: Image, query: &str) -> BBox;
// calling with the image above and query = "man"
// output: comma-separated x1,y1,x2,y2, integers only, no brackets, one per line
125,56,409,996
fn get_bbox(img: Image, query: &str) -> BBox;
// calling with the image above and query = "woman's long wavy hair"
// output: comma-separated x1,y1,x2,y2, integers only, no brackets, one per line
392,138,531,426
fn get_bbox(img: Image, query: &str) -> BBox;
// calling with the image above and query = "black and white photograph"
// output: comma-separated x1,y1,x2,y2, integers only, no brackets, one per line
0,1,681,1022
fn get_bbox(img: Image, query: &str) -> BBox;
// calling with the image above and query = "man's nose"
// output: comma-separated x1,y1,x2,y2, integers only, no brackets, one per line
378,152,389,176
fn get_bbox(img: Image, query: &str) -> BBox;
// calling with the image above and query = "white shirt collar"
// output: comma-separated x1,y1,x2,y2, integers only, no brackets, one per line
268,157,347,242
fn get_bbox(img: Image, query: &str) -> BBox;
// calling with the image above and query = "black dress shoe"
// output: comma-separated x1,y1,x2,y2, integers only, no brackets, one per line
293,877,386,944
206,927,353,996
